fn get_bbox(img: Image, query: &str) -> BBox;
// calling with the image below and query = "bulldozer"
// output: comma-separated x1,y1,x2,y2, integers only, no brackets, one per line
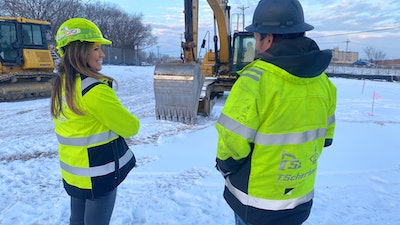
0,16,57,101
153,0,255,123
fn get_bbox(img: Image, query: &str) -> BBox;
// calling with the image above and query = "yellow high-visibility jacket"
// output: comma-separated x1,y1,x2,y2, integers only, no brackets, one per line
216,59,336,224
54,75,140,199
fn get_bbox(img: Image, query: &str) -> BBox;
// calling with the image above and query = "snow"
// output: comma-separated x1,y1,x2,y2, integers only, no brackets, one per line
1,65,399,225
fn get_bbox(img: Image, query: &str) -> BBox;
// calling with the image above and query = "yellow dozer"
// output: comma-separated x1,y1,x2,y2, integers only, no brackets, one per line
0,17,57,101
154,0,255,123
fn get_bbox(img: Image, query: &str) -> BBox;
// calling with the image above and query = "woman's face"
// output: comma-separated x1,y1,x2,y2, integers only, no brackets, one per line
87,42,105,71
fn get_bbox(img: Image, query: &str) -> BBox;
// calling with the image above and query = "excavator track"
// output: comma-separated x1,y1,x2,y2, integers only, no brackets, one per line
0,72,55,101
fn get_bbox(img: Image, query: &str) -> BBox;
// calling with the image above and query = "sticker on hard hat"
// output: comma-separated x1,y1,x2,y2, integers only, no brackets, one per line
65,28,81,36
57,27,81,40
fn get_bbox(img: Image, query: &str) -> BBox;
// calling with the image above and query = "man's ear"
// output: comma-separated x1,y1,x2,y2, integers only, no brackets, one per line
260,34,274,52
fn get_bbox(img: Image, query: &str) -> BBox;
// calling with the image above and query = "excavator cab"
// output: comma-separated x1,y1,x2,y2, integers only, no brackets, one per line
231,32,256,73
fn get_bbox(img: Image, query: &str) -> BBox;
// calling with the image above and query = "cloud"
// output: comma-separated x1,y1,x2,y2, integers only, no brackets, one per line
107,0,400,58
305,0,400,32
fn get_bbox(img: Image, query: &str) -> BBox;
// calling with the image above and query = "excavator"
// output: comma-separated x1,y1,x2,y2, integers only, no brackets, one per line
153,0,255,123
0,17,57,101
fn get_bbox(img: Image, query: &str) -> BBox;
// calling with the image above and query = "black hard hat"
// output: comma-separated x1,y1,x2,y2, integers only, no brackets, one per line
245,0,314,34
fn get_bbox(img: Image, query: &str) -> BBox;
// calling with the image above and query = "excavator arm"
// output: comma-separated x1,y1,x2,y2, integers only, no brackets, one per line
206,0,230,67
181,0,199,63
180,0,229,65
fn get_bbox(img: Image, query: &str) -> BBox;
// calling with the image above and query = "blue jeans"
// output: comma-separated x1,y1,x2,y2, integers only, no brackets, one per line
69,189,117,225
235,212,305,225
235,213,253,225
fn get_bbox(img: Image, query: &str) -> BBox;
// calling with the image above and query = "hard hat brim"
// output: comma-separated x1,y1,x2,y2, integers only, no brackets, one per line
93,37,112,45
245,23,314,34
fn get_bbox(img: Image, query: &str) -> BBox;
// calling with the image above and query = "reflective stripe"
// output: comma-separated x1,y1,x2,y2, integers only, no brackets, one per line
60,149,134,177
254,128,327,145
225,177,314,210
248,67,264,76
81,77,100,92
217,113,257,141
241,73,260,81
240,67,264,81
328,114,335,125
219,113,332,145
56,130,119,146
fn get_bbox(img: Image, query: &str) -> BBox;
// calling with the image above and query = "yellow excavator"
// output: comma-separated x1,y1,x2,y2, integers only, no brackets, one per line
153,0,255,123
0,17,57,101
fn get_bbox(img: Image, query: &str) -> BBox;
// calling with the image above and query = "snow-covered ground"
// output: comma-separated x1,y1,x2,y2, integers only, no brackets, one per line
0,65,399,225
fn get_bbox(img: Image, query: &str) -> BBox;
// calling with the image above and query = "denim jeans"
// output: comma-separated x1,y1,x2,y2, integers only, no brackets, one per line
235,213,253,225
69,188,117,225
234,212,306,225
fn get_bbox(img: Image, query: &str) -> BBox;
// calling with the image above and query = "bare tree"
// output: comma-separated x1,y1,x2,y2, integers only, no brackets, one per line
81,2,130,46
0,0,84,44
0,0,158,59
364,46,386,61
0,0,83,22
119,15,157,49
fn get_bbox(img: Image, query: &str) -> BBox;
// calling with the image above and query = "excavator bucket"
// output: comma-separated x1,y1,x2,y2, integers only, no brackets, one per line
153,62,205,123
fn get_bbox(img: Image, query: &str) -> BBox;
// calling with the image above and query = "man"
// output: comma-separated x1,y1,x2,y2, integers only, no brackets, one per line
215,0,337,225
243,41,255,62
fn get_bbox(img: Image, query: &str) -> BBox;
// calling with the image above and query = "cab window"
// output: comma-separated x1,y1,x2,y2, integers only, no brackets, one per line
22,24,43,45
0,23,18,61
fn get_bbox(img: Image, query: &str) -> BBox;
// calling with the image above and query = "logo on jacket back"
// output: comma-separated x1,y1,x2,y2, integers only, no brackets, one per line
279,152,302,170
309,147,319,165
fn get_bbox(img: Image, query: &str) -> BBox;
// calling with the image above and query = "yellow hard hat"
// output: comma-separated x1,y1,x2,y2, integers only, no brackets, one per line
56,18,111,56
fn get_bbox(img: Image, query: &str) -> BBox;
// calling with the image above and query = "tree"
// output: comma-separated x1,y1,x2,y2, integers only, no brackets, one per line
364,46,386,61
0,0,84,42
147,51,158,64
82,2,126,45
0,0,157,51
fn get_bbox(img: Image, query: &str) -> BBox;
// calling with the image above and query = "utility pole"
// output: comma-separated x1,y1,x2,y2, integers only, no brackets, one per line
134,44,138,66
231,13,240,32
157,46,160,62
345,38,350,62
238,5,249,31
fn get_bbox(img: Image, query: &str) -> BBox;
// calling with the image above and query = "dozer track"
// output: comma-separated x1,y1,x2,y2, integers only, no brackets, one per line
0,72,55,101
153,62,205,123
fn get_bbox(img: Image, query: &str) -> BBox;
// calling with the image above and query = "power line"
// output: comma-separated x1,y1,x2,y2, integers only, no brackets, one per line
312,26,400,38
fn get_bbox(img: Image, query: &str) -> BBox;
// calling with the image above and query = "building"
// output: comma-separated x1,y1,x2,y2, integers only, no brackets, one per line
331,47,358,64
373,59,400,68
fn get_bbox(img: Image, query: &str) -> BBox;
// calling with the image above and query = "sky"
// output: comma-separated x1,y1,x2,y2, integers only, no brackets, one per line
98,0,400,60
0,65,399,224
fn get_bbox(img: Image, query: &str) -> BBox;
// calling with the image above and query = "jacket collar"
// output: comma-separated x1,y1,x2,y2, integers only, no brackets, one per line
258,37,332,78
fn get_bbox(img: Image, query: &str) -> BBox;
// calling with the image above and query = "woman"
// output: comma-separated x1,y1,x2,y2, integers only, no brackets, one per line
50,18,140,225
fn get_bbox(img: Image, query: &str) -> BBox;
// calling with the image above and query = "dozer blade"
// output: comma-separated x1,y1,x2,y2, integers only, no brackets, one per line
154,62,205,123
